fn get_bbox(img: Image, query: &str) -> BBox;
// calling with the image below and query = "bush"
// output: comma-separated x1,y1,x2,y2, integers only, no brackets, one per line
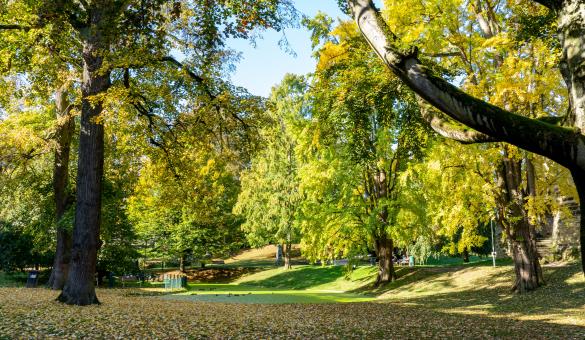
0,227,53,272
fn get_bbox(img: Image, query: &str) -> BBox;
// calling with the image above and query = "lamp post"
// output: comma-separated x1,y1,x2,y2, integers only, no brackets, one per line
490,219,496,267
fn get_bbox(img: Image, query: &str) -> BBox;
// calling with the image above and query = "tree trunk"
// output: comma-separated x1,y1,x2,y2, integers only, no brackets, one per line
462,248,470,263
571,169,585,271
559,0,585,133
284,243,292,269
57,24,110,305
496,154,544,293
509,219,544,293
179,254,185,273
48,228,72,290
47,86,75,290
375,234,396,285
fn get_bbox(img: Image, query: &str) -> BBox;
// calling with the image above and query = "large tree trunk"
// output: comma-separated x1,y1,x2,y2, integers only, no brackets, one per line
284,243,292,269
47,86,75,290
496,154,544,293
462,248,470,263
559,0,585,133
57,18,110,305
571,169,585,270
509,219,543,293
559,0,585,270
375,233,396,285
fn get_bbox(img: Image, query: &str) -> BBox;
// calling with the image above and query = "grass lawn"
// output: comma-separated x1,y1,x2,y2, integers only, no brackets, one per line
0,271,27,287
145,265,378,304
0,262,583,338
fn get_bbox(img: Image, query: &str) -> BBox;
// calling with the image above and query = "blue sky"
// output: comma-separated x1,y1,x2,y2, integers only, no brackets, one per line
228,1,345,97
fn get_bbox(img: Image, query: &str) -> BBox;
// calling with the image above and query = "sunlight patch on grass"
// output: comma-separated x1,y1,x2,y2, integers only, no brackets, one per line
374,264,585,328
235,265,376,292
565,271,585,285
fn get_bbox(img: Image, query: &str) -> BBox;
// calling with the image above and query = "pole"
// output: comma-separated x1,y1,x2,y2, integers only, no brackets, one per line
490,219,496,267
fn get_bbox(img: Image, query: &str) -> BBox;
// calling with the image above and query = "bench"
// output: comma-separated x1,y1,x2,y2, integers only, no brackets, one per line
397,258,409,266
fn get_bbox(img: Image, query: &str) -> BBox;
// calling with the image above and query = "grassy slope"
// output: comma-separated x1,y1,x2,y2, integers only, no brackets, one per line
373,263,585,328
162,266,377,303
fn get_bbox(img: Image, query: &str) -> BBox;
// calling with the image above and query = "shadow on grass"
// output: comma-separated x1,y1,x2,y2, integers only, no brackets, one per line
371,263,585,320
348,266,457,295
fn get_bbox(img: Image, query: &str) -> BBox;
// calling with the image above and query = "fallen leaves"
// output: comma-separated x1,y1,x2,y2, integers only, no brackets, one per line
0,287,584,339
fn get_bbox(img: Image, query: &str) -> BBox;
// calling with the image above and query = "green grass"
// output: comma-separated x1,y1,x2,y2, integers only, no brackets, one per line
1,262,583,338
235,265,376,290
420,255,512,267
368,262,585,327
0,271,28,287
159,265,378,304
166,284,374,303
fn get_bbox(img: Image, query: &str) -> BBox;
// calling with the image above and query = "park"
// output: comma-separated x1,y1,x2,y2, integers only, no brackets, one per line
1,0,585,338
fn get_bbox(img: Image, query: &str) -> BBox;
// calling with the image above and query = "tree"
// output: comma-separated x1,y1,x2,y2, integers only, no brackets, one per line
129,143,245,271
234,74,307,269
0,85,58,274
298,18,430,284
1,0,296,304
345,0,585,275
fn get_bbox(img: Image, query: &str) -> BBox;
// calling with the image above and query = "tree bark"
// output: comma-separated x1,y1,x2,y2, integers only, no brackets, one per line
571,169,585,270
47,86,75,290
179,254,185,273
375,233,396,285
57,9,110,305
462,248,470,263
508,219,544,293
559,0,585,133
284,243,292,269
496,155,544,293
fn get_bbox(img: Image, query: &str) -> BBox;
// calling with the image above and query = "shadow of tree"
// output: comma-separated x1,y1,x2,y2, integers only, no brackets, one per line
362,263,584,328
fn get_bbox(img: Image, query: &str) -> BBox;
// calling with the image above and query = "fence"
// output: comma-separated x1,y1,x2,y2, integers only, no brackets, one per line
163,274,184,290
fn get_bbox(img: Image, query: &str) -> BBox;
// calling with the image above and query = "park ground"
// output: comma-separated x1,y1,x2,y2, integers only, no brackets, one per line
0,249,584,338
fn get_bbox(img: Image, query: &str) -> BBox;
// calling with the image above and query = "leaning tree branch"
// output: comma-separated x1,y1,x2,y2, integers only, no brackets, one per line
418,98,500,144
531,0,562,10
348,0,585,170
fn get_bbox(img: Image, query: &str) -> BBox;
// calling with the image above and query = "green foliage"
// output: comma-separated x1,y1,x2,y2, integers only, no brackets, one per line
407,236,434,265
234,74,308,247
298,16,431,262
98,178,140,274
0,222,53,272
128,143,244,261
